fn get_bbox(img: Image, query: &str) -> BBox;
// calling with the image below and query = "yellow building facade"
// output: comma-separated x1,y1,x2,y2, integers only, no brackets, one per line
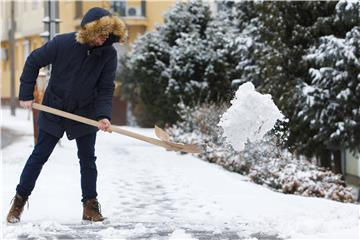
1,0,176,101
1,1,45,102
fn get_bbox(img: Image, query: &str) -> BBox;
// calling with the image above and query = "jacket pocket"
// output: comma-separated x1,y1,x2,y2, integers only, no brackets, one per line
42,87,64,123
73,91,97,120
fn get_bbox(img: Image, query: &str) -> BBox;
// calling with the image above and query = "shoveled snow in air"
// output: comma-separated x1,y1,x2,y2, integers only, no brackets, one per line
1,107,358,239
218,82,284,151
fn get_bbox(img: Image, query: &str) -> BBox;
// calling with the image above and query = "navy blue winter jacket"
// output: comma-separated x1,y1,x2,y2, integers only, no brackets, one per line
18,7,127,140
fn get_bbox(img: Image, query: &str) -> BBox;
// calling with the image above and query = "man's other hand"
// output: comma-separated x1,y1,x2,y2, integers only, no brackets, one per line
20,100,34,110
98,118,112,132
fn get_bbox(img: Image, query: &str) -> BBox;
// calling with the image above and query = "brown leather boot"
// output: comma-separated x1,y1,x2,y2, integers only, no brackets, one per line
7,194,28,223
82,198,105,222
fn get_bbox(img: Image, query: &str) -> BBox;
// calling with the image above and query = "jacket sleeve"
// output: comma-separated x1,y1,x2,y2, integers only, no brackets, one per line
18,36,58,101
95,50,117,121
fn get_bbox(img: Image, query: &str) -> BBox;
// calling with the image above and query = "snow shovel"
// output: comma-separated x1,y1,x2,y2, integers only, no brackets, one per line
32,103,201,153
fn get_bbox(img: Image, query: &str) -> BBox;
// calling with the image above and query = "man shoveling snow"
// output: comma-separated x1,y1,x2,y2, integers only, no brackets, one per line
7,7,127,224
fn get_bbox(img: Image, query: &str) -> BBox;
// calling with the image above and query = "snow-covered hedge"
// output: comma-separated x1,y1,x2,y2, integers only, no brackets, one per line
167,103,355,203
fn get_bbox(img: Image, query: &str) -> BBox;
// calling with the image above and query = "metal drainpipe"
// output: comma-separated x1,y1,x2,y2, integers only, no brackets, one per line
341,146,346,179
10,1,16,116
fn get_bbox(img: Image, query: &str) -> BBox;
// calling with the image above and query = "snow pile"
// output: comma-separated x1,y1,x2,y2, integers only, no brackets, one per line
218,82,284,151
169,229,196,240
167,103,355,203
3,222,72,239
242,140,354,203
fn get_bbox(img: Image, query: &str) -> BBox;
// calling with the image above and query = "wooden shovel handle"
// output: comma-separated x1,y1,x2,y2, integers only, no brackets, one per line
32,103,179,151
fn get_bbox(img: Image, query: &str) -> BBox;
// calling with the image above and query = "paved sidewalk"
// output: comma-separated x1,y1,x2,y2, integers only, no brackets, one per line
1,127,19,149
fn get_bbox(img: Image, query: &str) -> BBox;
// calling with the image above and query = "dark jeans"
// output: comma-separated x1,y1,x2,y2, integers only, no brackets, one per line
16,130,98,202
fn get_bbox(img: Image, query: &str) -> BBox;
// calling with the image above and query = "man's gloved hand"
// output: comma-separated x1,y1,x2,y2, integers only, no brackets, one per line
20,100,34,110
98,118,112,132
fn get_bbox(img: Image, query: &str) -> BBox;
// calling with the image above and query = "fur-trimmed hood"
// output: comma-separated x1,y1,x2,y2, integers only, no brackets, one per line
76,7,127,45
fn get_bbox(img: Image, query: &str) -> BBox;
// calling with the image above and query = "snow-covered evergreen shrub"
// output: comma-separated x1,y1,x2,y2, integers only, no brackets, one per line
121,0,360,176
167,104,355,203
288,1,360,159
301,26,360,152
121,1,258,127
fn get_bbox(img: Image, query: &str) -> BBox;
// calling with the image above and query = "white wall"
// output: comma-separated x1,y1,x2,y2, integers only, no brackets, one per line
345,149,360,177
1,1,43,41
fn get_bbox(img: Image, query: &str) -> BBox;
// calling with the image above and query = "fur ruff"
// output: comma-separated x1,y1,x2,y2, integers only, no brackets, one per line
76,15,127,44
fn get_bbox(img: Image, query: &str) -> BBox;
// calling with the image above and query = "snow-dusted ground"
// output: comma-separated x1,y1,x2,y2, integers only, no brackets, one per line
1,107,359,239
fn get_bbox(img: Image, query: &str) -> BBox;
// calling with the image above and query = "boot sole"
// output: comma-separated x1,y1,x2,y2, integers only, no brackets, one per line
81,219,109,225
6,219,20,225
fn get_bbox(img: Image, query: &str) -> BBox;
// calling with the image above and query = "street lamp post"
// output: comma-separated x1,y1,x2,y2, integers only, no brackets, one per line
33,0,61,144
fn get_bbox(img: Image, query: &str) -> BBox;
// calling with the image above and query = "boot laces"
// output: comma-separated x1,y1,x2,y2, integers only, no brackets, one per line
89,200,101,214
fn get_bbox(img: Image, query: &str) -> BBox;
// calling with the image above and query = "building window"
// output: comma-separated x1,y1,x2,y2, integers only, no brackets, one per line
141,0,146,17
1,48,7,61
23,40,30,62
32,1,39,10
75,0,83,19
112,1,126,17
15,45,19,71
111,0,145,17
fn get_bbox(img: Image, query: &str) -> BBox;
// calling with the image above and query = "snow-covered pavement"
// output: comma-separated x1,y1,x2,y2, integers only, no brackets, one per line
1,108,359,239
